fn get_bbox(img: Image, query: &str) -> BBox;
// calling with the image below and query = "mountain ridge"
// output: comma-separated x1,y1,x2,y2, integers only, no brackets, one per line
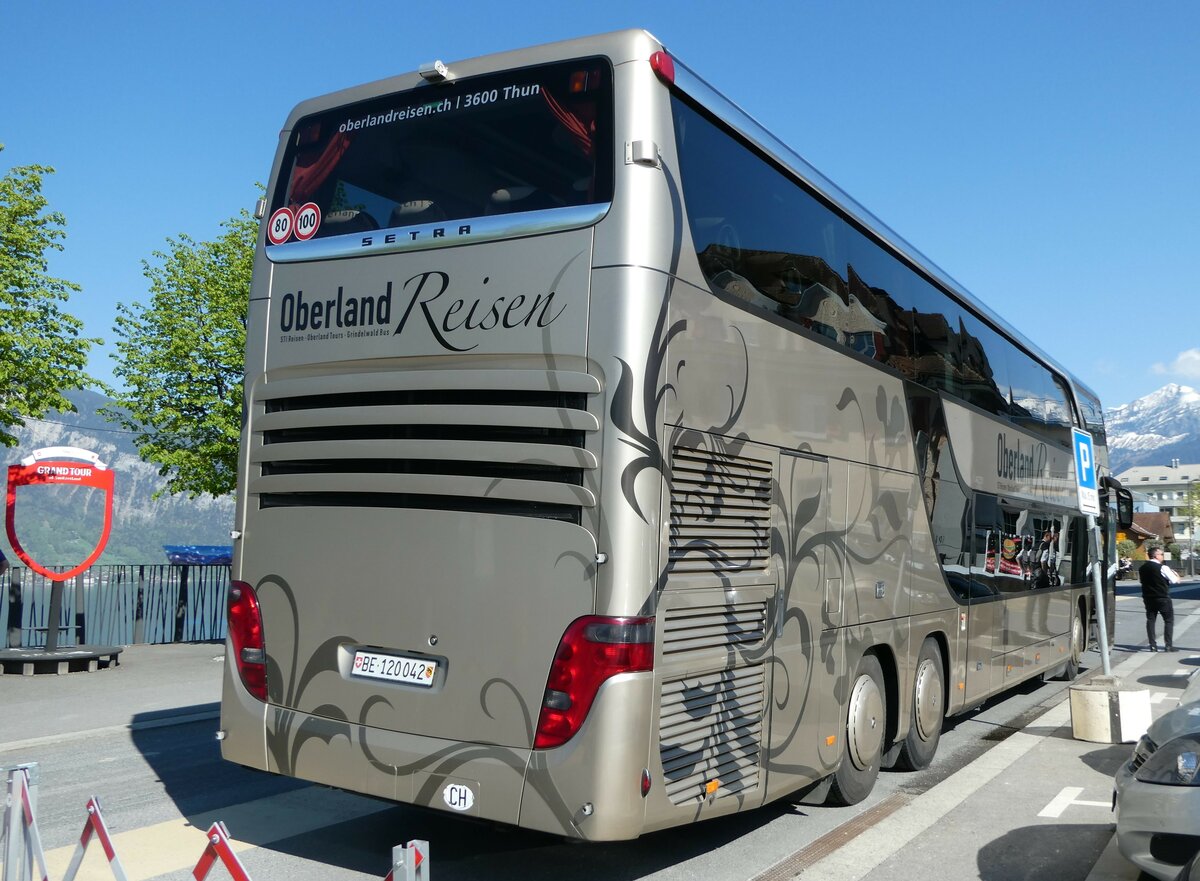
1107,383,1200,474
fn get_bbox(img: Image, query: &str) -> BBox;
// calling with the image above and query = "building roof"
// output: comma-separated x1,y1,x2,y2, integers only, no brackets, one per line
1133,512,1176,543
1117,463,1200,486
1125,521,1158,539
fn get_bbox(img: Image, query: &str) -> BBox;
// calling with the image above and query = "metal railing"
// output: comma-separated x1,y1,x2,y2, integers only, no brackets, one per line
2,564,231,648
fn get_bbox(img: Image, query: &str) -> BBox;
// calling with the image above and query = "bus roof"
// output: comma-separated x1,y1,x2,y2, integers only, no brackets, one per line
274,27,1100,413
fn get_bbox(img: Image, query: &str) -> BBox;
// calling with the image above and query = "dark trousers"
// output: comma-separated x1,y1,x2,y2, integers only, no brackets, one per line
1144,595,1175,648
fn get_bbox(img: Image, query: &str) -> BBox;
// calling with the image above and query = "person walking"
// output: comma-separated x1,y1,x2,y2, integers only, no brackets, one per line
1139,546,1181,651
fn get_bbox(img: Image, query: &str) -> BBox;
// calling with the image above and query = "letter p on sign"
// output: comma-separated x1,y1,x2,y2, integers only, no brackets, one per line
1072,428,1100,516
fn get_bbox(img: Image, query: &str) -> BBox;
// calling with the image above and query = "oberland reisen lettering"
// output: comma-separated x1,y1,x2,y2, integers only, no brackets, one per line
997,433,1049,482
277,271,565,352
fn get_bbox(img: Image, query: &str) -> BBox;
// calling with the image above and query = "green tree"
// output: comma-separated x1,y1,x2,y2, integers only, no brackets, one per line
0,144,99,443
108,207,257,497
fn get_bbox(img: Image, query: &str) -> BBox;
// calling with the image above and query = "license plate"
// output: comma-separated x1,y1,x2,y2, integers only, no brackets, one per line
351,650,438,687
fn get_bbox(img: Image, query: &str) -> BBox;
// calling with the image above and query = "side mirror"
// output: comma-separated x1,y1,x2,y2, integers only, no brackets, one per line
1099,477,1134,529
1115,487,1134,530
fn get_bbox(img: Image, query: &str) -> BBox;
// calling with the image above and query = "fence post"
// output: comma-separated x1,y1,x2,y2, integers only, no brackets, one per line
5,571,20,649
133,566,145,645
75,573,87,646
44,581,64,653
174,565,190,643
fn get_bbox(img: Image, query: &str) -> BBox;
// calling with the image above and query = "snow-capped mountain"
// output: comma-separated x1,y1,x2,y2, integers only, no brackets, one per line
1107,384,1200,474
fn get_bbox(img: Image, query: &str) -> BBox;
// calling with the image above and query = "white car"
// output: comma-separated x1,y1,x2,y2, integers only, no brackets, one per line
1115,672,1200,880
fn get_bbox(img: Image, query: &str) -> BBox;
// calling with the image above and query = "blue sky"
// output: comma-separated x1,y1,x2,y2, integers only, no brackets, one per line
3,1,1197,411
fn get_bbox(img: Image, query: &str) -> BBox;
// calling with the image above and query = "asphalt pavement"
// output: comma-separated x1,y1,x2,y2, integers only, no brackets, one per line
2,591,1198,881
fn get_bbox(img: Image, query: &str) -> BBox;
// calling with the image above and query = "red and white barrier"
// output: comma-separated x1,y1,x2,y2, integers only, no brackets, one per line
384,840,429,881
61,797,129,881
2,766,50,881
3,766,417,881
191,821,253,881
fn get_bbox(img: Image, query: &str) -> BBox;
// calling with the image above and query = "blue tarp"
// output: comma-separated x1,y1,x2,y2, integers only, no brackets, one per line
163,545,233,565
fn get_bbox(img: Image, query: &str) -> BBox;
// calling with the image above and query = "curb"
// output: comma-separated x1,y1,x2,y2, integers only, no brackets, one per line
0,707,220,755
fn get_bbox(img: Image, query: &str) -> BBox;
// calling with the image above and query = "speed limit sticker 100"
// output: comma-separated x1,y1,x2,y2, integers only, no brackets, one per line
294,202,321,240
267,203,321,244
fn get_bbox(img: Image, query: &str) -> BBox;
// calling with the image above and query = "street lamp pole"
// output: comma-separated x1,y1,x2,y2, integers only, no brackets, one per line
1188,479,1198,579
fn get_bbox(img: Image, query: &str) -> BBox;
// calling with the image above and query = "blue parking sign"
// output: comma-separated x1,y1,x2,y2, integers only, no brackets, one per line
1072,427,1100,516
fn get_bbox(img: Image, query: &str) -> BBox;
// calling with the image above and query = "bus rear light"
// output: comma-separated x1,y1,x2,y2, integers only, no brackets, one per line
533,616,655,749
228,580,267,702
650,51,675,85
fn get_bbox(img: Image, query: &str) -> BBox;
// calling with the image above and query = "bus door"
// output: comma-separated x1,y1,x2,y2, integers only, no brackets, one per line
964,496,1003,705
766,451,841,796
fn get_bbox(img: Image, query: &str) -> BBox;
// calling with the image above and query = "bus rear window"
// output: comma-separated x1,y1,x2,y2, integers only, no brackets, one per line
269,58,613,244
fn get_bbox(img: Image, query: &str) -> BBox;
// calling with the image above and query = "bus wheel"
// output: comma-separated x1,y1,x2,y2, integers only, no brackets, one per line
1057,605,1084,681
894,639,944,771
827,653,886,806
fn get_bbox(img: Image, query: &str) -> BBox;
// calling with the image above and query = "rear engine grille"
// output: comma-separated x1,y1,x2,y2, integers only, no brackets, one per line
659,665,765,805
662,601,768,660
669,445,773,574
250,370,600,523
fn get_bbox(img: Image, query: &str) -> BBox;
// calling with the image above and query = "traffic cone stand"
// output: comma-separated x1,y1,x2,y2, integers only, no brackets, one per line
191,821,252,881
2,766,49,881
61,798,129,881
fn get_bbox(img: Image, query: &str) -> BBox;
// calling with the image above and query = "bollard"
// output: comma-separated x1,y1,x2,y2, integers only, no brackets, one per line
1070,675,1152,743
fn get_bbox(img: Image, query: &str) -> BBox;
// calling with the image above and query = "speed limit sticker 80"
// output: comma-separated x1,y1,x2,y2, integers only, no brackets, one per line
267,203,321,245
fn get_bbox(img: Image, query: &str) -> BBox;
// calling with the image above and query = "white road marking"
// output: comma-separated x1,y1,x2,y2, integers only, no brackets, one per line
1038,786,1112,818
1150,692,1170,704
796,701,1072,879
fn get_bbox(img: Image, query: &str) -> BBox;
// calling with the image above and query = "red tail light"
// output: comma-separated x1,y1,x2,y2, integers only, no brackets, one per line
533,616,654,749
228,580,267,701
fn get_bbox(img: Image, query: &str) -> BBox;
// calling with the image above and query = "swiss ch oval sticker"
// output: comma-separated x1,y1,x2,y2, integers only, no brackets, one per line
5,447,115,581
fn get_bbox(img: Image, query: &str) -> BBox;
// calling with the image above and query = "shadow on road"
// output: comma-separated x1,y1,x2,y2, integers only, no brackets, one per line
977,823,1115,881
237,793,802,880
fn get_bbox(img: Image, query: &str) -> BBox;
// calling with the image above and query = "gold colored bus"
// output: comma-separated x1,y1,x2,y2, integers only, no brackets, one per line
220,29,1121,840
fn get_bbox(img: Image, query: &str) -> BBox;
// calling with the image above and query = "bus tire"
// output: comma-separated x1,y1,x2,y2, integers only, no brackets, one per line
894,638,944,771
827,653,886,806
1057,604,1085,681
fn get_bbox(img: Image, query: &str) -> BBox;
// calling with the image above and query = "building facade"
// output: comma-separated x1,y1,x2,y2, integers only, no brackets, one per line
1116,460,1198,559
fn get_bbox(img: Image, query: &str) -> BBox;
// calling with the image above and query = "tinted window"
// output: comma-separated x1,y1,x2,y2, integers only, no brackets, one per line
671,94,1075,446
269,59,613,241
672,98,850,337
1077,388,1106,445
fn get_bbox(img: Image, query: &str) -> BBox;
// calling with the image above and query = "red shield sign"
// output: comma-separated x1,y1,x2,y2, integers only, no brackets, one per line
5,447,115,582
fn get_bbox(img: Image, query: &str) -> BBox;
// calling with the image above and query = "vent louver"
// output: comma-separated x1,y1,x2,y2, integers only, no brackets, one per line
669,445,772,573
659,665,765,805
249,369,600,523
662,601,767,659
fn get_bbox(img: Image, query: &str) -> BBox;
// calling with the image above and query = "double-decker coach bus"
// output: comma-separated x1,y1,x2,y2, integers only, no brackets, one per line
220,29,1123,840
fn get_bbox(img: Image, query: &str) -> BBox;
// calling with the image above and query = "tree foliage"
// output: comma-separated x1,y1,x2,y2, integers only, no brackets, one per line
108,208,257,497
0,144,99,444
